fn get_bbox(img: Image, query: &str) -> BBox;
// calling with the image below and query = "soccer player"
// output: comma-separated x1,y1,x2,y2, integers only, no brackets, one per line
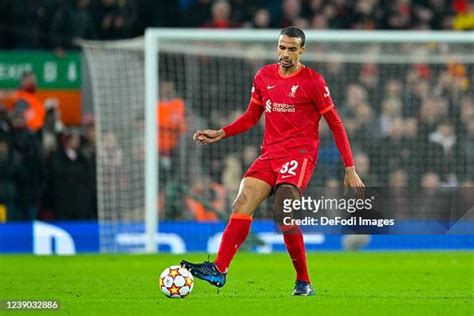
181,27,365,296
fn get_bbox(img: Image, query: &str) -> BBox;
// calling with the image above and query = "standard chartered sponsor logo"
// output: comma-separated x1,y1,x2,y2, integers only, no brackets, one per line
273,103,295,112
265,99,295,113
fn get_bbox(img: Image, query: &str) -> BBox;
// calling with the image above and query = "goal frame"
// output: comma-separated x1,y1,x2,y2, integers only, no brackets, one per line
144,28,474,253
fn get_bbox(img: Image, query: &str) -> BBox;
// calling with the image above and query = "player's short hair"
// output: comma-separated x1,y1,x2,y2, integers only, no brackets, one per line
280,26,306,47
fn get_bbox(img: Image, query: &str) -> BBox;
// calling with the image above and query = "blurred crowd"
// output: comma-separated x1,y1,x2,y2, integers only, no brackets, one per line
1,0,474,51
0,72,97,221
316,62,473,188
184,0,474,31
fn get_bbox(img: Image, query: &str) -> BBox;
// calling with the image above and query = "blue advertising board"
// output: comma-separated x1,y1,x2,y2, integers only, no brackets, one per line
0,220,473,255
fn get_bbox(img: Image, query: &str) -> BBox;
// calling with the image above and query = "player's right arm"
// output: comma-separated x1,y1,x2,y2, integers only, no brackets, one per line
193,99,264,144
193,73,264,145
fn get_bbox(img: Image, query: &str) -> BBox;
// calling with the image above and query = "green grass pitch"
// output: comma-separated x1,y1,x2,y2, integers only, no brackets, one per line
1,252,473,315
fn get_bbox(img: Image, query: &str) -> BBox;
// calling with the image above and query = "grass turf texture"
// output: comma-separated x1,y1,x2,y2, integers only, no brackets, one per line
1,252,473,315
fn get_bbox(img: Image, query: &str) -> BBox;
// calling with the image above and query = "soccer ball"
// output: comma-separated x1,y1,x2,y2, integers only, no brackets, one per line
159,265,194,298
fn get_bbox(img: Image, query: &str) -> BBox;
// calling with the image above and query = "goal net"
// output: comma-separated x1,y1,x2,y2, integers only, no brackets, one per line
82,30,474,253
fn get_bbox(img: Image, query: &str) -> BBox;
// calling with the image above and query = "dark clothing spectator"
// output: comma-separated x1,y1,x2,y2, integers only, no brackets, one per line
351,0,379,30
326,1,352,29
50,0,97,50
135,0,179,32
92,0,136,40
273,0,303,28
182,0,212,27
428,0,454,30
230,0,257,25
0,0,11,49
9,123,44,220
383,0,414,30
80,123,97,217
45,135,95,220
248,8,271,28
9,0,58,48
0,134,26,220
42,104,64,160
428,123,466,182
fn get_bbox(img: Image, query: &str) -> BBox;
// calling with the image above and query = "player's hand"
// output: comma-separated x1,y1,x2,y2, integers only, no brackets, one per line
192,129,226,145
343,167,365,198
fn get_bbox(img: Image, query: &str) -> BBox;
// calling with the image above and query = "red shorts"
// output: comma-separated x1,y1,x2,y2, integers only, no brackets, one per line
243,156,316,192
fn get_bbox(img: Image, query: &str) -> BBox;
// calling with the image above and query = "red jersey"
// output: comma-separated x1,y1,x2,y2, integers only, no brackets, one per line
250,64,334,162
223,63,353,167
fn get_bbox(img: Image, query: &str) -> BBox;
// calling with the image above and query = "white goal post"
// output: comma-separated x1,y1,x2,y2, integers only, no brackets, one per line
82,29,474,253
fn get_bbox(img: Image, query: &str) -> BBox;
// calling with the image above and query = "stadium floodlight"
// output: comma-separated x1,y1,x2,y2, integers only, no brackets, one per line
81,29,474,253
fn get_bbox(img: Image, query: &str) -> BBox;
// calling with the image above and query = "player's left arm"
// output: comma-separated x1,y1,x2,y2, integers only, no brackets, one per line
323,107,365,196
311,72,365,196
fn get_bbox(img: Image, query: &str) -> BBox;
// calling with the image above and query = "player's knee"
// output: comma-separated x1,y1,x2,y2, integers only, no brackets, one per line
231,192,252,215
273,184,301,225
274,184,301,204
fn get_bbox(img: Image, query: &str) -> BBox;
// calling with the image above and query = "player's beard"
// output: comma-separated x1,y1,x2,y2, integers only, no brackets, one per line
279,57,293,68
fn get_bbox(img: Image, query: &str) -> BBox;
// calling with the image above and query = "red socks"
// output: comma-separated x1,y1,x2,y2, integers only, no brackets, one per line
214,213,252,273
280,225,310,283
214,214,310,284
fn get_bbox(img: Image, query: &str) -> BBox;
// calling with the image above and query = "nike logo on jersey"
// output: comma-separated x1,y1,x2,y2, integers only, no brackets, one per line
267,85,276,89
281,175,294,179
